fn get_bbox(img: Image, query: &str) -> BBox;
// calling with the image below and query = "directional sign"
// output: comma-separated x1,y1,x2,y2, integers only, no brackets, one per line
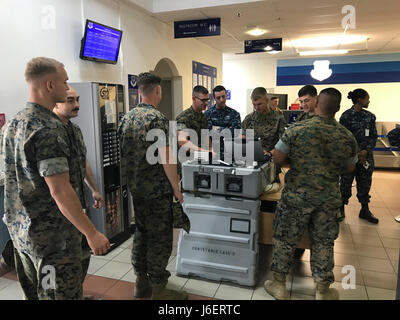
244,38,282,54
174,18,221,39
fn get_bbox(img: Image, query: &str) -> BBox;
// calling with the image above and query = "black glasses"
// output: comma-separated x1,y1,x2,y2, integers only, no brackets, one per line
194,96,210,103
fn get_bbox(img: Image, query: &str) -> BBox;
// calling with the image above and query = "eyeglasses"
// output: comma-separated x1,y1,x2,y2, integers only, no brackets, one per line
194,96,210,103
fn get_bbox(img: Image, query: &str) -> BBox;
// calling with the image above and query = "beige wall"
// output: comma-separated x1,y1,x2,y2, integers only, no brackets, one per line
0,0,222,119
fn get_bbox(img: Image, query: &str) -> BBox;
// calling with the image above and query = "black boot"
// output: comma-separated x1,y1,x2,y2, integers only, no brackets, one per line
359,203,379,224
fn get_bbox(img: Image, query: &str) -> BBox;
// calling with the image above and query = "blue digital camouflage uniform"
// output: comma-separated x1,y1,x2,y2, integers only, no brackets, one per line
205,104,241,157
204,104,241,135
0,102,87,299
271,116,357,284
339,107,377,205
118,103,173,287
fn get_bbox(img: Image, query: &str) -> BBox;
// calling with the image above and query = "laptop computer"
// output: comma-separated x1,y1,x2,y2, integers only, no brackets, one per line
222,138,267,165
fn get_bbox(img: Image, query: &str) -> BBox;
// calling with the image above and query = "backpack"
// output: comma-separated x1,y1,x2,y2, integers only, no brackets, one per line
387,127,400,147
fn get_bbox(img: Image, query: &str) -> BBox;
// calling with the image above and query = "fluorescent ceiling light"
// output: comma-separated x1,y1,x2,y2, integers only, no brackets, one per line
299,49,348,56
268,50,280,54
291,35,367,48
246,28,267,36
264,45,273,51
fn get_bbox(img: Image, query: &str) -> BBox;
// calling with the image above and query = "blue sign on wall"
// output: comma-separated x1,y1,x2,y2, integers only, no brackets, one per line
277,53,400,86
192,61,217,105
244,38,282,54
128,74,139,110
175,18,220,39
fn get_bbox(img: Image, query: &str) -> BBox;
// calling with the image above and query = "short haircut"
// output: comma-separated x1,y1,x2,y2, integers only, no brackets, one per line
319,87,342,115
298,85,317,98
137,72,161,96
193,85,209,96
271,96,279,100
347,88,368,104
212,85,226,97
251,87,268,101
25,57,64,83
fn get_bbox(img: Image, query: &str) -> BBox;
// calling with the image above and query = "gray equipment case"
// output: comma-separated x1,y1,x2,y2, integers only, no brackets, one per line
181,160,274,199
176,192,260,286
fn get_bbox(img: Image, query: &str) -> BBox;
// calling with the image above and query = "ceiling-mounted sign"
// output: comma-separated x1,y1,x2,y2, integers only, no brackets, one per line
174,18,220,39
244,38,282,54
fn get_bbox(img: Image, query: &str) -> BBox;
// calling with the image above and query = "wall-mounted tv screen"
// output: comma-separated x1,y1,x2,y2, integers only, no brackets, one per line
80,19,123,64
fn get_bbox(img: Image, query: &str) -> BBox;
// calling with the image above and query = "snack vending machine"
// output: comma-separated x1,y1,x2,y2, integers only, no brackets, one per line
70,82,130,250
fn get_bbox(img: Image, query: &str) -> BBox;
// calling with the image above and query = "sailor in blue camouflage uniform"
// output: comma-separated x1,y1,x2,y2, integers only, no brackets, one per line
0,57,109,300
265,88,358,300
118,72,187,300
339,89,379,224
205,85,241,158
53,85,104,290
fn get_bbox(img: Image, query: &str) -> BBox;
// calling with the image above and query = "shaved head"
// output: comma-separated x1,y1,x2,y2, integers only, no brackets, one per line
317,88,342,116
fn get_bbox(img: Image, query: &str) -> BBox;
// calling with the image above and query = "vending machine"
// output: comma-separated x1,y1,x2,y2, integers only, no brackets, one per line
70,82,130,250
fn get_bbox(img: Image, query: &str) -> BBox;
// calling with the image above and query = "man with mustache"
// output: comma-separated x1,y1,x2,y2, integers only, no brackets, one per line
53,85,103,289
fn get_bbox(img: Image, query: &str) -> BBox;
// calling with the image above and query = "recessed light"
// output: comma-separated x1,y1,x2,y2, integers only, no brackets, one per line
291,35,367,48
246,28,267,37
299,49,349,56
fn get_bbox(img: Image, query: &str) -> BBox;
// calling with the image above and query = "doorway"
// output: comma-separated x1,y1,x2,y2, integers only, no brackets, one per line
152,58,182,120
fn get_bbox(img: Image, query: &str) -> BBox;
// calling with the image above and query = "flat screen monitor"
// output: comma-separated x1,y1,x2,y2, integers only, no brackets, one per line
80,20,123,64
267,93,288,110
283,110,304,124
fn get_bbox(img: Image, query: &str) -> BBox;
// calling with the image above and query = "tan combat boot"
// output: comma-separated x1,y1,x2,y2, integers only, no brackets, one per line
134,273,151,298
315,282,339,300
264,272,289,300
151,286,188,300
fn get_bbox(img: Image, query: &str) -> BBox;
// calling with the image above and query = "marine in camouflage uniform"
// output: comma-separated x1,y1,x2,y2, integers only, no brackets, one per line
118,103,173,287
1,103,87,299
339,89,378,223
61,120,91,284
175,85,210,172
267,88,357,299
242,87,286,181
241,109,286,152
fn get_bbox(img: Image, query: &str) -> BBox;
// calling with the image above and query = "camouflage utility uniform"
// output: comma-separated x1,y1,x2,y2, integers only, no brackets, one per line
175,106,208,172
118,103,173,287
271,116,357,284
0,103,87,299
242,110,286,181
241,110,286,152
296,112,314,122
339,107,377,205
65,121,91,282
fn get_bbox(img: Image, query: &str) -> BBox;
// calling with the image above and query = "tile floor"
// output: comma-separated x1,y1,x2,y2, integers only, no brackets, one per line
0,170,399,300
